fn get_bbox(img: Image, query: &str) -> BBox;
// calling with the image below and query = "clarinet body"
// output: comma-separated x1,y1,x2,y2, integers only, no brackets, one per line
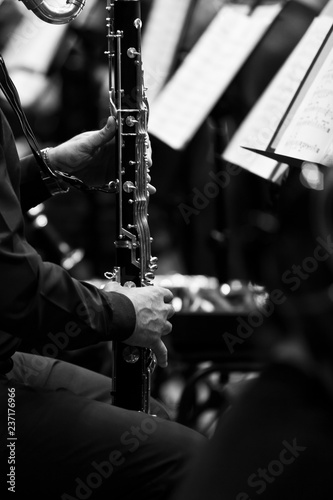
106,0,157,413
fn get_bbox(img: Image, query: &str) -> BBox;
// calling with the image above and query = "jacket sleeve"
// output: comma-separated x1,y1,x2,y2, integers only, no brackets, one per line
0,110,136,353
19,153,52,212
0,187,136,350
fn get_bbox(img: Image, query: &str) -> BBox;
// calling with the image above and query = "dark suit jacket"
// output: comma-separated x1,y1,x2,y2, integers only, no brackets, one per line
0,108,135,361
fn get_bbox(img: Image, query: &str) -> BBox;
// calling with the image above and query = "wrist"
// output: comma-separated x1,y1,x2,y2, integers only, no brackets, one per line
40,148,70,195
103,290,136,341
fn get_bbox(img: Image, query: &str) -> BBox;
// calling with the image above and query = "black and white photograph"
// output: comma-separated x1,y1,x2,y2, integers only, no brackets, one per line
1,0,333,498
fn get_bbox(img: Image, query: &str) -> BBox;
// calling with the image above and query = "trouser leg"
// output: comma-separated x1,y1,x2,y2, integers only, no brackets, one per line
8,351,171,418
1,353,206,499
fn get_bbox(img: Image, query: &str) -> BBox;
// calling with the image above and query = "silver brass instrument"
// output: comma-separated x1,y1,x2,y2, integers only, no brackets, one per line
18,0,85,24
105,0,157,413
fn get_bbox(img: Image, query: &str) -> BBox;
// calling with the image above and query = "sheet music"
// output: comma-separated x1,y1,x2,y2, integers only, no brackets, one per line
141,0,194,103
2,11,66,74
148,3,282,151
222,16,333,182
275,36,333,167
322,0,333,17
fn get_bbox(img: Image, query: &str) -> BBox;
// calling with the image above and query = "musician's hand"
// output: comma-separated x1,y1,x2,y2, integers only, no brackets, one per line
47,119,155,190
103,282,175,368
146,136,156,194
147,173,156,195
46,116,117,186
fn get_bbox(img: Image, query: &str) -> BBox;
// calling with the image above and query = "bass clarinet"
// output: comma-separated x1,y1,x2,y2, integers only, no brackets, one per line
105,0,158,413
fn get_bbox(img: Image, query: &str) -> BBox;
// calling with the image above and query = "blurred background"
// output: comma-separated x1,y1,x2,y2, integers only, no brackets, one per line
0,0,329,435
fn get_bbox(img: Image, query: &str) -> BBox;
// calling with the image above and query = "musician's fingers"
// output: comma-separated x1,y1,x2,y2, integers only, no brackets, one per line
146,140,152,168
161,320,173,337
96,115,117,145
166,304,175,320
148,183,156,195
163,288,174,303
153,339,168,368
163,317,173,331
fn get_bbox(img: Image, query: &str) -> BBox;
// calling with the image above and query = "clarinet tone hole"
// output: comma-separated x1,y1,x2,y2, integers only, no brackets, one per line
123,346,140,364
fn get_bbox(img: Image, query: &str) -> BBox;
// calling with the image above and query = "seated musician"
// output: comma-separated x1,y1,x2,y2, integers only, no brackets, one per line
0,1,206,499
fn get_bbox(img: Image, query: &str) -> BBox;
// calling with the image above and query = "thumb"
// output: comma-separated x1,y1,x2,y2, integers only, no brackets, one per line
94,116,117,147
153,339,168,368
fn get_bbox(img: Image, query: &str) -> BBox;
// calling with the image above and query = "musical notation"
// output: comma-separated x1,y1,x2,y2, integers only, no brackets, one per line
222,16,333,182
141,0,194,103
323,0,333,17
282,140,320,154
148,3,282,151
275,34,333,167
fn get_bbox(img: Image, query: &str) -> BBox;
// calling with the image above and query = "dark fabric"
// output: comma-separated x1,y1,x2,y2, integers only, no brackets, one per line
0,59,206,500
0,353,206,500
19,153,51,212
171,362,333,500
0,107,136,361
